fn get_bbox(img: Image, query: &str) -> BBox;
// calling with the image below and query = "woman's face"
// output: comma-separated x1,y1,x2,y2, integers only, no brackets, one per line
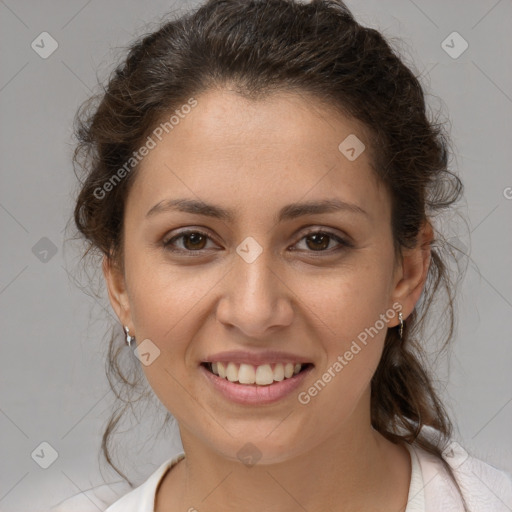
105,88,423,464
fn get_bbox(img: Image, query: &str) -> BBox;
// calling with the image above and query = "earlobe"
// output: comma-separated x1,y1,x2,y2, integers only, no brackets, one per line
391,221,433,323
102,255,131,327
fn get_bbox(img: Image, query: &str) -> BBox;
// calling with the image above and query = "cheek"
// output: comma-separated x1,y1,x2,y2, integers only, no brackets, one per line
295,255,395,342
296,293,389,432
124,259,206,413
292,257,394,412
125,247,207,341
123,238,395,419
126,243,395,357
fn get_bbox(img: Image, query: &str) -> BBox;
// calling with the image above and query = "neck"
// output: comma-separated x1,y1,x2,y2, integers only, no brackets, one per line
157,396,411,512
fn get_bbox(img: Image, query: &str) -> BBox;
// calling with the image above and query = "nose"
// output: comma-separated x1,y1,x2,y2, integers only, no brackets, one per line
215,245,294,339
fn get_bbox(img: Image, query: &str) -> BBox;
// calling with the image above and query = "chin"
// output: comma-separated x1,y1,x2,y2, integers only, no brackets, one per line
203,428,310,467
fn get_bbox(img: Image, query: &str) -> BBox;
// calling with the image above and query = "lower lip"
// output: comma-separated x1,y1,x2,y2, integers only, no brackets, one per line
199,364,314,405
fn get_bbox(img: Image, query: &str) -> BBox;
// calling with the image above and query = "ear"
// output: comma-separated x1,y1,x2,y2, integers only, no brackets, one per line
390,221,433,325
102,254,132,330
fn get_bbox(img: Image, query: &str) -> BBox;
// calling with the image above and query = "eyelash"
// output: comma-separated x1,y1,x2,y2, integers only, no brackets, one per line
162,228,352,256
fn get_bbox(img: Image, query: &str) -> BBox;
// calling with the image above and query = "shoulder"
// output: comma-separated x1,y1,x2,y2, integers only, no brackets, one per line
49,453,185,512
412,440,512,512
48,480,132,512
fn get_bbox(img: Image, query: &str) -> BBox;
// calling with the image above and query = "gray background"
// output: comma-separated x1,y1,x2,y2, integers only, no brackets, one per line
1,0,511,510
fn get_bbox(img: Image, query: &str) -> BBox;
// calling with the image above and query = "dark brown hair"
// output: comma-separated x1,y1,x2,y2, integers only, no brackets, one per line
71,0,467,506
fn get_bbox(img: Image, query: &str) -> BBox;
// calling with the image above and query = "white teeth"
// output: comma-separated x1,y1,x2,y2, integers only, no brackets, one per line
226,362,238,382
207,361,306,385
217,361,226,378
274,363,285,381
255,364,274,385
284,363,294,378
238,363,256,384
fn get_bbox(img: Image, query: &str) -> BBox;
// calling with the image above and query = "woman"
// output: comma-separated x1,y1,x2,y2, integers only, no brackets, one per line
54,0,512,510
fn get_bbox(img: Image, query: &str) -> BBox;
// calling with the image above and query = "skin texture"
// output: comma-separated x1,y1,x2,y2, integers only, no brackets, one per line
104,88,433,512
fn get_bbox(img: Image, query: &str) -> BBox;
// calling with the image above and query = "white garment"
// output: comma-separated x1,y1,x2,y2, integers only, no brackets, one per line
50,440,512,512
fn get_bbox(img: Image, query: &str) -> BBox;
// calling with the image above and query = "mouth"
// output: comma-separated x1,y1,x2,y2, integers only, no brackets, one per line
199,360,315,405
201,361,314,386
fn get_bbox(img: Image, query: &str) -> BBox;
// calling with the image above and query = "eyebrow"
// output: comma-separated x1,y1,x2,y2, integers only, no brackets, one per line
146,197,368,223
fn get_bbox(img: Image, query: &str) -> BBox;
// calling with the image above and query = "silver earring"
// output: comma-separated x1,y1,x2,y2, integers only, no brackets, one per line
124,326,135,347
398,312,404,340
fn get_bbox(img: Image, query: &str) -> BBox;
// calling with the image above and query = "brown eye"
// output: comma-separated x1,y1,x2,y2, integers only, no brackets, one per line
163,230,215,252
181,232,208,250
294,230,351,253
162,228,351,255
304,232,331,251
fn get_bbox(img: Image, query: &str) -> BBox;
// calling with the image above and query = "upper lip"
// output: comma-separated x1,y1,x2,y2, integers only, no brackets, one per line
201,350,313,366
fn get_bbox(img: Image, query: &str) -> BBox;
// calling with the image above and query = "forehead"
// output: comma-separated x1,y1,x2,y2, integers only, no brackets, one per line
148,88,372,160
128,88,388,224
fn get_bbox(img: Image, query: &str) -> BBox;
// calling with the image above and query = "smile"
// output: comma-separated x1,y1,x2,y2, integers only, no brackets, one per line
202,361,312,386
200,361,314,405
